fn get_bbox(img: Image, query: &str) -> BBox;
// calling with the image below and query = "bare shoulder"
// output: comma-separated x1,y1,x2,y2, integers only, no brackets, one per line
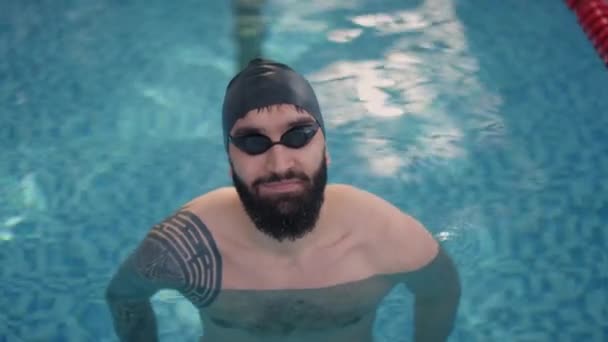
181,186,242,236
328,184,439,274
131,189,232,305
132,188,234,276
147,187,234,253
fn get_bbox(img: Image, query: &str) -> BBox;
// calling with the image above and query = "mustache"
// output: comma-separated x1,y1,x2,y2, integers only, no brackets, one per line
253,171,310,188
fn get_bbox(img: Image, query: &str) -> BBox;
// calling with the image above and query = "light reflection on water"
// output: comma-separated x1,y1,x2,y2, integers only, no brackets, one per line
301,0,504,181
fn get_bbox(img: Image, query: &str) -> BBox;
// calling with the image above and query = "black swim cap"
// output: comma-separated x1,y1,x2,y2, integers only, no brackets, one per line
221,58,326,152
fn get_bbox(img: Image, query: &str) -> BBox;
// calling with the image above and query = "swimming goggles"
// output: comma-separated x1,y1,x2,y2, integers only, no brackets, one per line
229,123,319,155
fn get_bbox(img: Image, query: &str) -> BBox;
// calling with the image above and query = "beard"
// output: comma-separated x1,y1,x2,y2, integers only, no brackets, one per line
231,156,327,242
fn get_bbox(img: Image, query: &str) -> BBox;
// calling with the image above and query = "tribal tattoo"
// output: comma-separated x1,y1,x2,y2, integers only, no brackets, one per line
137,210,223,307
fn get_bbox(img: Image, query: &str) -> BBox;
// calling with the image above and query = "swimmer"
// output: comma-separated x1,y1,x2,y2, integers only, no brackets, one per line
105,58,461,342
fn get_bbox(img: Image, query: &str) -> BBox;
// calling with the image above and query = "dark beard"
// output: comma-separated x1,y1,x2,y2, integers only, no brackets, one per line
232,157,327,242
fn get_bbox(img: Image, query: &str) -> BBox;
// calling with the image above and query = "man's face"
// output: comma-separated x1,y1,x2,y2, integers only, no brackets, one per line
228,104,330,242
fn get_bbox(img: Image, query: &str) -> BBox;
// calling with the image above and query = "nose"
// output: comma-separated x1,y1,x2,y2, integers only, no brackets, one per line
265,144,295,174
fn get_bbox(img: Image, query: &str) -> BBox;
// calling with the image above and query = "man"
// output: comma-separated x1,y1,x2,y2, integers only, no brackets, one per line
105,58,461,342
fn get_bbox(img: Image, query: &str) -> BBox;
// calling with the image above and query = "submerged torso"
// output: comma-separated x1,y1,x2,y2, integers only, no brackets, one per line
180,185,402,341
199,277,393,342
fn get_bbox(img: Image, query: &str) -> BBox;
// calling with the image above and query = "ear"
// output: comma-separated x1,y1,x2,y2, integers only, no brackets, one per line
325,149,331,166
227,156,234,178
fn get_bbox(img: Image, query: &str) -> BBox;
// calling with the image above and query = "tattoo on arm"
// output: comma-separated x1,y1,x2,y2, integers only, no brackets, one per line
133,235,186,286
106,210,223,341
142,210,223,307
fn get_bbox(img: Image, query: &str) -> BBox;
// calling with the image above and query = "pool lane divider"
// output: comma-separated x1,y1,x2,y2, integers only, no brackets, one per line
566,0,608,66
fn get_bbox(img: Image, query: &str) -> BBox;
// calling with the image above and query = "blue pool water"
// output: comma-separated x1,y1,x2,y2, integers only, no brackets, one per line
1,0,608,341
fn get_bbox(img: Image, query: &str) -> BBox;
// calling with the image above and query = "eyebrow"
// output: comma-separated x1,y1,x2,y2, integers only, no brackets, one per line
231,117,316,137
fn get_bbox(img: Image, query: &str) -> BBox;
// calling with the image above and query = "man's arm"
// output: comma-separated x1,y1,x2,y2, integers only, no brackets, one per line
381,210,461,342
401,246,461,342
105,232,186,341
105,210,222,341
350,185,461,340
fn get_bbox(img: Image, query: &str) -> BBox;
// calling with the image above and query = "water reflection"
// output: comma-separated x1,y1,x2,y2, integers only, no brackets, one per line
306,0,505,180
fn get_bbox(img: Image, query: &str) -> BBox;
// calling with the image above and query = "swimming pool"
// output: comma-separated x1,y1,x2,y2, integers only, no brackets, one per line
1,0,607,340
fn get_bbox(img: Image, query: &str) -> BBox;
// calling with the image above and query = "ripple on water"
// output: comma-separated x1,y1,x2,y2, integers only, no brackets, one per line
584,288,608,327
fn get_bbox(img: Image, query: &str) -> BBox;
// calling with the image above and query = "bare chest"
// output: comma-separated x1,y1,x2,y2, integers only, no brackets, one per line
193,209,393,338
202,276,393,338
